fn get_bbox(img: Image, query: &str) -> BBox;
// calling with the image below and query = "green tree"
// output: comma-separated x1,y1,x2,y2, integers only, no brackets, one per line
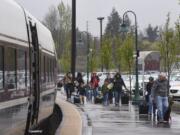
158,14,178,89
101,38,113,71
105,8,122,37
121,34,134,97
146,24,159,42
43,2,72,72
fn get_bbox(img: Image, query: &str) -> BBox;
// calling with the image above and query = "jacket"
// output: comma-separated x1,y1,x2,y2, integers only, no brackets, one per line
151,79,169,98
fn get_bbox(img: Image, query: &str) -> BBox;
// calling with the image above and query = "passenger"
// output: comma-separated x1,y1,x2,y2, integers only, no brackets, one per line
151,73,169,123
75,72,84,91
78,82,86,105
86,82,93,102
146,77,154,115
106,73,114,104
102,79,109,106
64,72,73,101
113,72,127,107
90,72,99,102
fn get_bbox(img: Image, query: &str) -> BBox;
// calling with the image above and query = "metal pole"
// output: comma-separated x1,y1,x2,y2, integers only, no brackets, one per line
97,17,104,72
122,11,140,103
86,21,90,84
71,0,76,79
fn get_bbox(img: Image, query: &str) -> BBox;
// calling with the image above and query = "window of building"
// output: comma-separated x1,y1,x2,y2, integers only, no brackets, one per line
0,46,4,90
4,48,16,90
17,50,26,90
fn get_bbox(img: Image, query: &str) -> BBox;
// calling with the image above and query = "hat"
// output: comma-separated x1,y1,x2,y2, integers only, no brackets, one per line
149,77,154,81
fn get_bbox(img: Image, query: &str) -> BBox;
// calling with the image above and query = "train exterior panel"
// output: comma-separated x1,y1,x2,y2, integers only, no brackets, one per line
0,0,57,134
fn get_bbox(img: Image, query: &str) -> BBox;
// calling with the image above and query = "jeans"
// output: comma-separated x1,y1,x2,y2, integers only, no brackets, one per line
93,88,98,98
156,96,169,121
115,91,121,106
103,93,109,106
86,89,93,102
148,95,153,114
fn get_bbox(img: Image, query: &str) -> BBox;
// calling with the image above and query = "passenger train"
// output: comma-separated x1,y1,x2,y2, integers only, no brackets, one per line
0,0,57,134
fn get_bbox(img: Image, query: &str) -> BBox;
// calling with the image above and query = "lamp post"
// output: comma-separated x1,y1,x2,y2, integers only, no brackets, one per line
71,0,76,79
121,10,140,104
86,22,90,85
97,17,104,72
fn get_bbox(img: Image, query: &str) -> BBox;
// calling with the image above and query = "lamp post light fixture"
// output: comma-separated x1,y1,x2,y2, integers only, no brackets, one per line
97,17,104,72
121,10,140,104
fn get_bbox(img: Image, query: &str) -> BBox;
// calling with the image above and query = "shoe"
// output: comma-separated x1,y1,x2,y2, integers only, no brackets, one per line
158,119,164,123
163,120,168,123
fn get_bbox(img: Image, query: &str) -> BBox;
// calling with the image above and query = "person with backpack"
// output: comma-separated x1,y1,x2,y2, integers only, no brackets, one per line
151,73,169,123
113,72,127,107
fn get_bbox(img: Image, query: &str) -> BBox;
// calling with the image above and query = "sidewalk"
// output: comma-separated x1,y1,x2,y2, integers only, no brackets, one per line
55,92,82,135
80,102,180,135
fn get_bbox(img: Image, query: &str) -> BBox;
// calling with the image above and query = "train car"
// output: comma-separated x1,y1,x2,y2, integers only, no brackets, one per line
0,0,57,134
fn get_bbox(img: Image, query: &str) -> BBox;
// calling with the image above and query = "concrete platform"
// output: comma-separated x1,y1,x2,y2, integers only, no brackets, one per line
55,92,82,135
80,103,180,135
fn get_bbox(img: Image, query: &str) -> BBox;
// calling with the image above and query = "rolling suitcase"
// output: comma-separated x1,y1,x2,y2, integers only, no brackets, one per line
74,95,80,104
94,96,103,104
121,94,129,105
139,101,148,114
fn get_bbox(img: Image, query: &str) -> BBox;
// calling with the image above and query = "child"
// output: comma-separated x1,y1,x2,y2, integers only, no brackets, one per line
102,79,109,106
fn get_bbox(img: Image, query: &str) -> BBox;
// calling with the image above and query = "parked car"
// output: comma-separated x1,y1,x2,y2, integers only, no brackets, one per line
169,86,180,101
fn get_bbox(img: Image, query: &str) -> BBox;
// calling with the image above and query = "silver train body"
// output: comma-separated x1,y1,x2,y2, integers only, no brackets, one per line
0,0,57,134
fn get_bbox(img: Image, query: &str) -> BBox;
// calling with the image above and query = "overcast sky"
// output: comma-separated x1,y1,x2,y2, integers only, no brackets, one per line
15,0,180,36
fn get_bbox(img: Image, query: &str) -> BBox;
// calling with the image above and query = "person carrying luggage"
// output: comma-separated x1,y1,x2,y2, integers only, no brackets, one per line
113,72,127,107
151,73,169,123
146,77,154,115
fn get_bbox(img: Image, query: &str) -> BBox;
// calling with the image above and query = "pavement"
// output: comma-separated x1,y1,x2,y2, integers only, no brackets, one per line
79,102,180,135
56,91,180,135
55,92,82,135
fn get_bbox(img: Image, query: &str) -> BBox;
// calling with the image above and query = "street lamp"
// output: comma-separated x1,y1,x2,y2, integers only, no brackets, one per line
97,17,104,72
121,10,140,104
71,0,76,79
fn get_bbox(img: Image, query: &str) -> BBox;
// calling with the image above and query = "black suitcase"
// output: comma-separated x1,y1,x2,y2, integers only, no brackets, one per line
74,95,80,104
139,101,148,114
94,97,103,104
121,94,129,105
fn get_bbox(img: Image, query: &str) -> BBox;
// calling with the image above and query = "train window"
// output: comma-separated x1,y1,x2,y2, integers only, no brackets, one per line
50,58,52,82
17,50,26,90
4,48,16,90
26,51,30,89
0,46,4,90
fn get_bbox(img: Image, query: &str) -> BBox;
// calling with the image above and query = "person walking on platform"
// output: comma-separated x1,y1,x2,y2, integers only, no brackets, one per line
90,72,100,101
102,79,109,106
113,72,127,107
75,72,84,91
75,72,85,104
146,77,154,115
151,73,169,123
64,72,74,101
106,73,114,104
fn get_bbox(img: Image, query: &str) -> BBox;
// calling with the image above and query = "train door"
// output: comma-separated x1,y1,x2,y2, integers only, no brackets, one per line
25,21,41,134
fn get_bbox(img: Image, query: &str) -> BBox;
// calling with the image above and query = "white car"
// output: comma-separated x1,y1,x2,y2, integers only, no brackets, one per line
169,86,180,101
